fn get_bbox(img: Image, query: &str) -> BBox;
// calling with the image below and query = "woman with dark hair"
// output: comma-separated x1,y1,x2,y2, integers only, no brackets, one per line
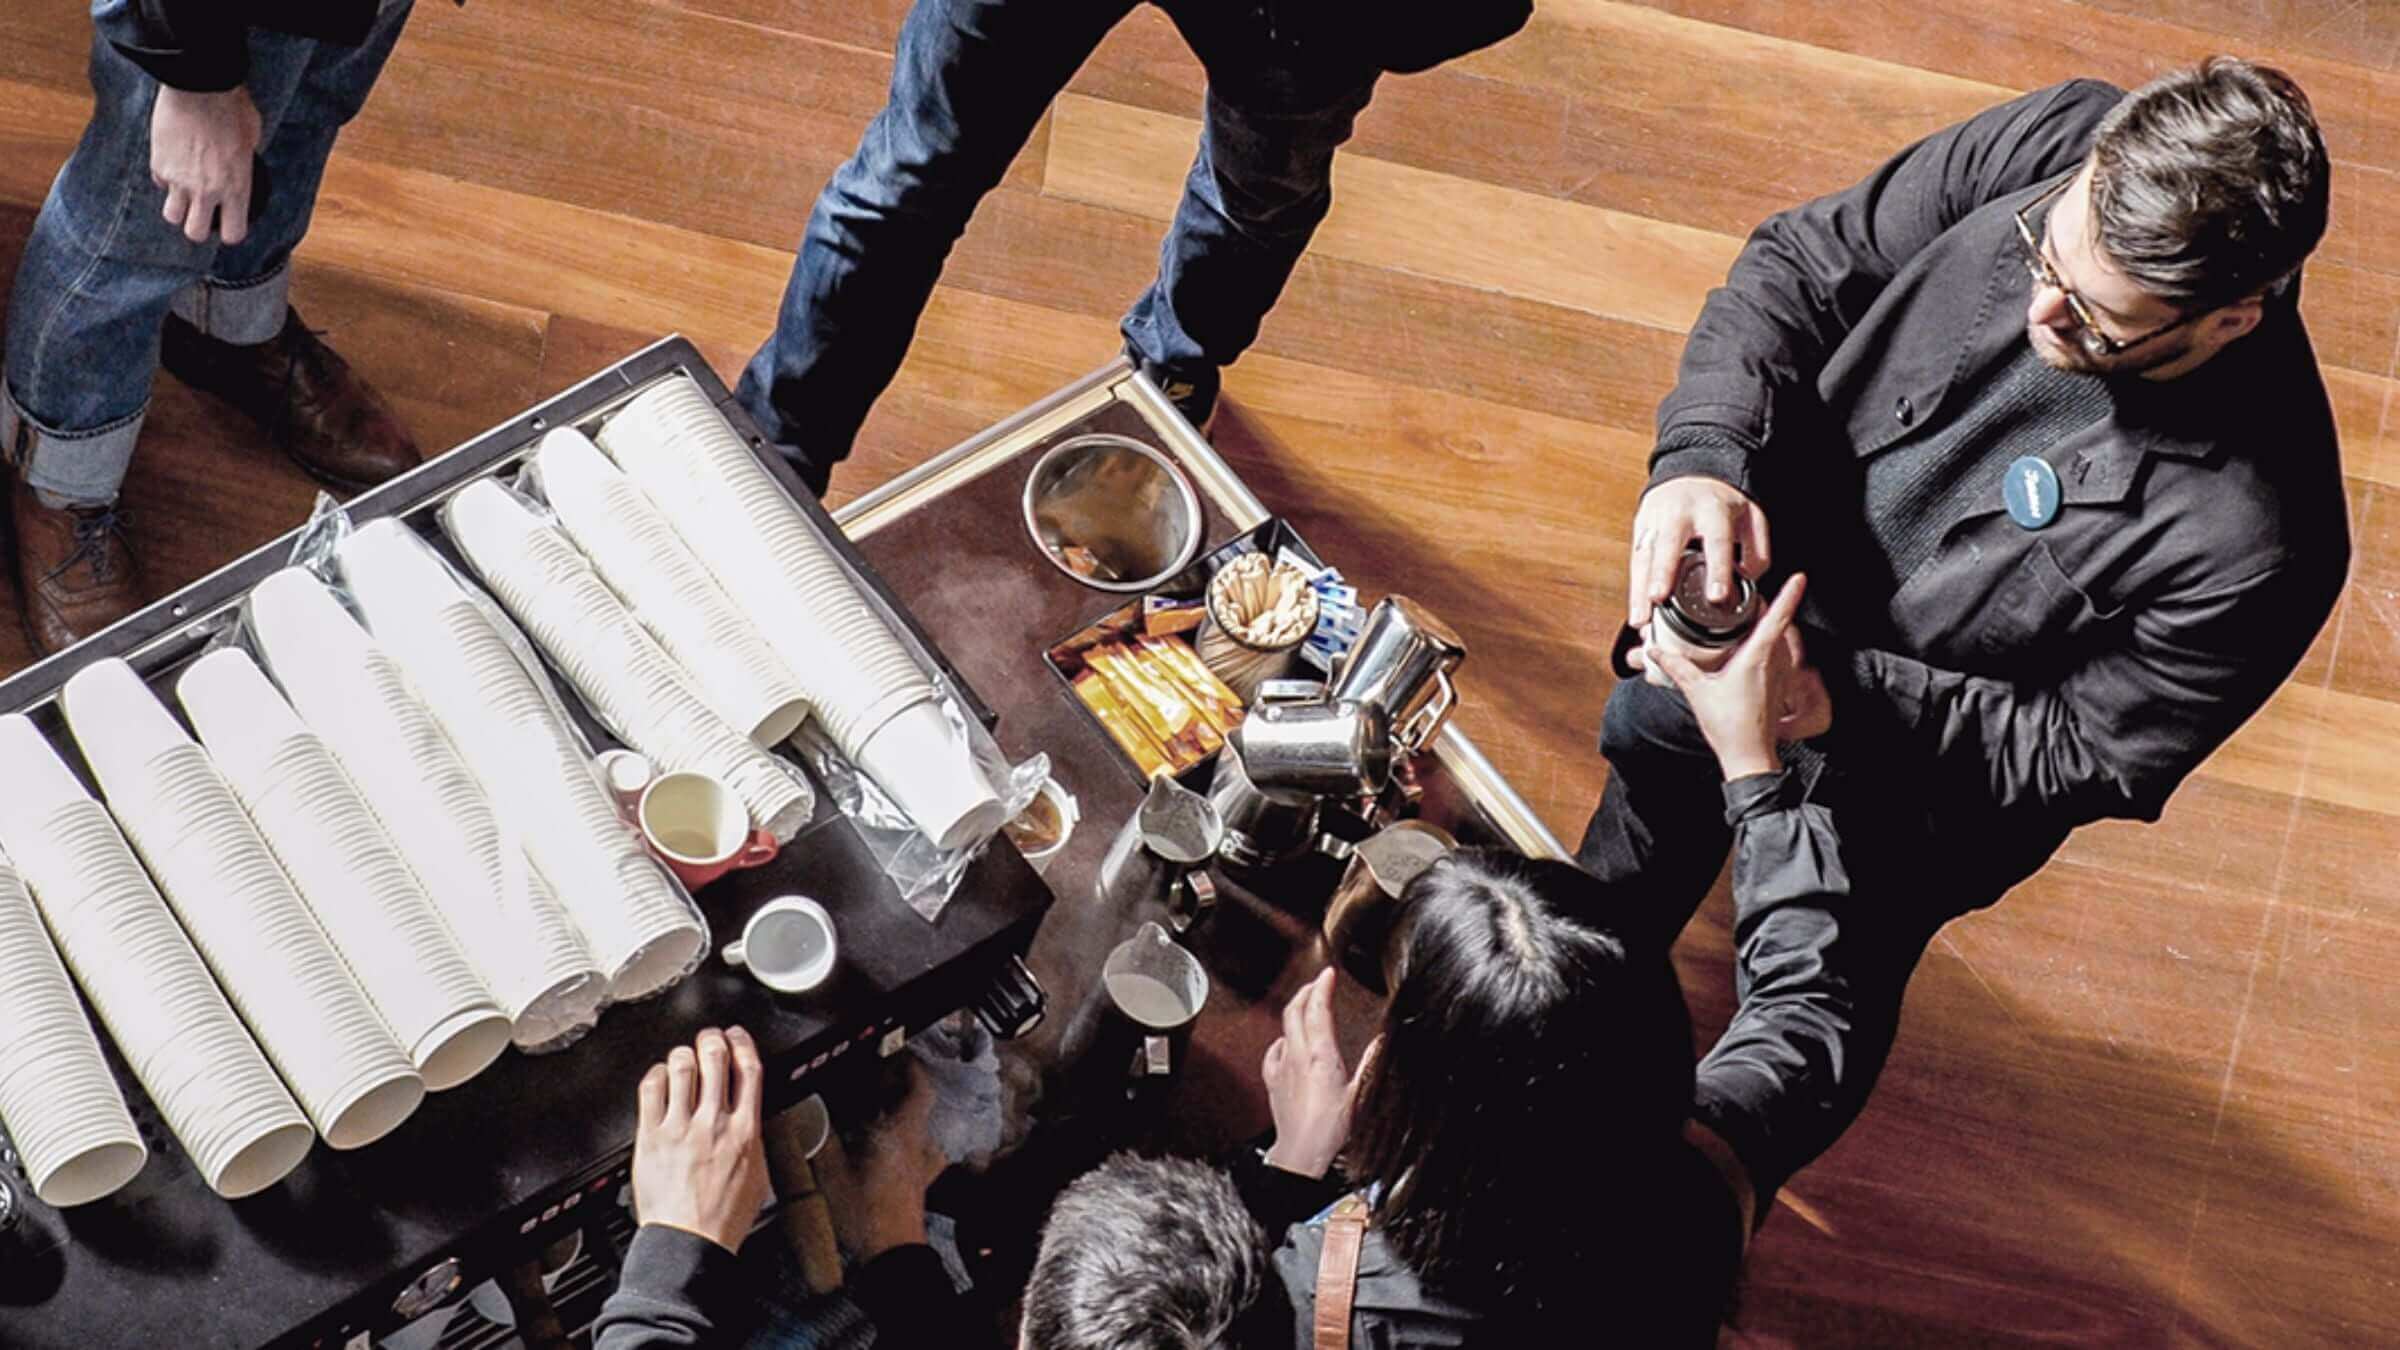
1237,573,1852,1347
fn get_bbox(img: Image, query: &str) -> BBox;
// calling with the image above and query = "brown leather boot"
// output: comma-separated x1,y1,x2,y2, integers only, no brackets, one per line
159,308,422,492
11,485,141,657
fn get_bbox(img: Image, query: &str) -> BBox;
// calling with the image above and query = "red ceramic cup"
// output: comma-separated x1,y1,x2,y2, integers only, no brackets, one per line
638,771,779,891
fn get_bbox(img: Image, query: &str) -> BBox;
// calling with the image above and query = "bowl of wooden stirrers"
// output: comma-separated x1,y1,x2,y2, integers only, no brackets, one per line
1197,553,1321,702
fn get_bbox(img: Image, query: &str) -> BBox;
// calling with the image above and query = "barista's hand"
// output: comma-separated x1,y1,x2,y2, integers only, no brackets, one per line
1624,621,1831,739
151,86,261,245
1628,476,1770,627
844,1061,948,1260
1262,968,1375,1180
1645,574,1813,780
631,1027,772,1254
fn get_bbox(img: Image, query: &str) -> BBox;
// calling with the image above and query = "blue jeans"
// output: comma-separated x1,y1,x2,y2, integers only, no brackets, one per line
735,0,1379,494
1,1,412,506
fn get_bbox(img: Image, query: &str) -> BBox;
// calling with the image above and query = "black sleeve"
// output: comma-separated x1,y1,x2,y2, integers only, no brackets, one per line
1229,1147,1350,1236
846,1244,979,1343
96,0,251,93
1650,80,2123,498
592,1225,746,1350
1688,770,1865,1204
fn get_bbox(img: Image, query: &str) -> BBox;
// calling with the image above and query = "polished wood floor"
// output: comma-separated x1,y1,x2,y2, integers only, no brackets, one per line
3,2,2395,1345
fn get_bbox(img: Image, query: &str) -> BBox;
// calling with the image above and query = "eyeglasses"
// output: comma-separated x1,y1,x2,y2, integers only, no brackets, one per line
2014,178,2201,359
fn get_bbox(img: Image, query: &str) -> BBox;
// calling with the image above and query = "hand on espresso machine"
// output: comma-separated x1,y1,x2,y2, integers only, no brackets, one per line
1642,574,1827,780
632,1026,773,1254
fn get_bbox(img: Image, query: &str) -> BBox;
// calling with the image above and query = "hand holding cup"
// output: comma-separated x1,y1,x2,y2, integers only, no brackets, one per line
1642,573,1825,780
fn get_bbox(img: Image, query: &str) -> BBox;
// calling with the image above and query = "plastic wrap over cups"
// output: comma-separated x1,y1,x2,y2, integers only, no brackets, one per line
0,842,147,1205
247,567,605,1051
0,715,314,1198
335,520,707,1003
62,660,424,1152
532,427,811,746
595,377,1018,858
439,478,814,843
177,648,512,1090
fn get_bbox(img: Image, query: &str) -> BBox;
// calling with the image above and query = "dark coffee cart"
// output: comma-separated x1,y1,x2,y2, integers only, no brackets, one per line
0,339,1562,1348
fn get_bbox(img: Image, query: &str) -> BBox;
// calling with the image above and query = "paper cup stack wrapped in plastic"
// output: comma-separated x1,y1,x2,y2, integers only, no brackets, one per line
536,428,811,746
0,714,314,1198
178,648,513,1091
337,521,705,1002
597,377,1002,851
63,660,424,1152
441,479,814,842
0,844,147,1205
249,568,605,1051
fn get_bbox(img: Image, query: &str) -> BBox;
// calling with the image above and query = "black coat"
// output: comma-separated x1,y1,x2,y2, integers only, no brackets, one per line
1649,80,2349,856
98,0,399,91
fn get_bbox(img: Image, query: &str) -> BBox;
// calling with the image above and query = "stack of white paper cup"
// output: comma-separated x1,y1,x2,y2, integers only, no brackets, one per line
597,377,1002,849
536,428,811,745
248,568,606,1050
62,660,424,1151
339,522,706,1003
0,848,147,1206
441,480,814,842
0,714,312,1199
177,649,512,1091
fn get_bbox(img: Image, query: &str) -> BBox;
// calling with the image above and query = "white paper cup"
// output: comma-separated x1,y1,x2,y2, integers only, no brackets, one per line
721,897,836,994
853,700,1005,852
1004,777,1079,872
0,856,147,1206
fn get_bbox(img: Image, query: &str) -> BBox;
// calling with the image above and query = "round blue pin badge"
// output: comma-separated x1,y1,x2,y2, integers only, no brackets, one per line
2003,454,2062,530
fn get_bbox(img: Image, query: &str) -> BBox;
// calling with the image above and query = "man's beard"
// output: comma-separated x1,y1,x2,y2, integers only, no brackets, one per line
2027,322,2187,377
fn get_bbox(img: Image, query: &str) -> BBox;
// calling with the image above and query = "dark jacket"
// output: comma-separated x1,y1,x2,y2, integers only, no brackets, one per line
591,1226,968,1349
97,0,390,91
1232,773,1833,1347
1332,0,1533,74
1650,80,2349,856
1240,1148,1741,1349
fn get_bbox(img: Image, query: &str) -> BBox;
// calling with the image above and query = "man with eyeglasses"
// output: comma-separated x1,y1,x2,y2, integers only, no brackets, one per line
1584,59,2347,1211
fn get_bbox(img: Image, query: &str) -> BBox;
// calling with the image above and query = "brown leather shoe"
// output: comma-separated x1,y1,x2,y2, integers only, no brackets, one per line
160,308,422,492
11,486,141,657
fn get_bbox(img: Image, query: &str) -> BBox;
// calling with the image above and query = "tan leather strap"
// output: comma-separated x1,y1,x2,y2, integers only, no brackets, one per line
1312,1194,1372,1350
1683,1118,1757,1250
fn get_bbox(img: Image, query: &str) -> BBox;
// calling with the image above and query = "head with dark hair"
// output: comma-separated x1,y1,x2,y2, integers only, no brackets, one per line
1345,850,1735,1336
1019,1154,1272,1350
2089,57,2329,310
2024,59,2329,377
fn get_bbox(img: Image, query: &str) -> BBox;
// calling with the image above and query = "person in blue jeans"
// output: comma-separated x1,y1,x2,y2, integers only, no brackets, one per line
2,1,424,656
736,0,1532,497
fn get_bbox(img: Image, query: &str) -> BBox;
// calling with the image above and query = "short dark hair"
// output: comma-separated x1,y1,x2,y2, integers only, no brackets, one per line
2088,57,2331,310
1020,1154,1270,1350
1346,851,1735,1339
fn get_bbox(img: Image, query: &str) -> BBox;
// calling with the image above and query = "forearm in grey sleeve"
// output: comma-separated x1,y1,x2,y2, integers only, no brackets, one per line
1689,771,1891,1207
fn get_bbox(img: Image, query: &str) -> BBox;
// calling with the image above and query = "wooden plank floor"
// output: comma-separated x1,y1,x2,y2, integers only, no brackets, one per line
3,3,2395,1344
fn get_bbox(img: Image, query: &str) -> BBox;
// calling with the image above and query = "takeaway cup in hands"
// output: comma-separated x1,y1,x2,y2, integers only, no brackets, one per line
639,771,777,891
722,896,837,994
